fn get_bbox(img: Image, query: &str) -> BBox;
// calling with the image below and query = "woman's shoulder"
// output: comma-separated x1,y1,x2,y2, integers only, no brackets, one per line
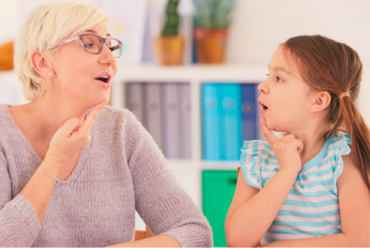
0,104,17,137
96,105,145,135
97,105,136,126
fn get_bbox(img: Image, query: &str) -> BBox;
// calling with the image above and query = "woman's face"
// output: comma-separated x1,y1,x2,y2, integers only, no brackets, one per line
51,21,118,107
258,46,314,133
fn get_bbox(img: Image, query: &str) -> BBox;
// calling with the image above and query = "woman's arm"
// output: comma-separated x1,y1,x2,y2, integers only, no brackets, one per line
110,111,212,247
261,155,370,247
107,234,180,247
225,167,298,247
20,103,105,225
0,103,104,247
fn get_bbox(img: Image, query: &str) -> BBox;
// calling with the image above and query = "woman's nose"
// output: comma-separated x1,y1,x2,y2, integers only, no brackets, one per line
258,80,269,94
100,43,116,65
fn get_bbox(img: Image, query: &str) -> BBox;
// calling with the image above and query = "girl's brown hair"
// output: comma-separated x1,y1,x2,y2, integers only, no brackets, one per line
282,35,370,191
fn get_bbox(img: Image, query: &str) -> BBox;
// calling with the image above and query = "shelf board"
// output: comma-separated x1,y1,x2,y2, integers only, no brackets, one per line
114,63,267,82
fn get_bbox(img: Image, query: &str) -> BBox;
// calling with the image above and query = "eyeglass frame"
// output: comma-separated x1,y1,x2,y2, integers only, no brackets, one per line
50,34,123,58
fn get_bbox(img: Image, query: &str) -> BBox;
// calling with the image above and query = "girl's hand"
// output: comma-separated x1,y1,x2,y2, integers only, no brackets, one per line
260,118,304,175
45,102,106,167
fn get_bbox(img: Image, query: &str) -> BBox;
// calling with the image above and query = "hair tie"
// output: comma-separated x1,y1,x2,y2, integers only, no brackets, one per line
340,92,350,99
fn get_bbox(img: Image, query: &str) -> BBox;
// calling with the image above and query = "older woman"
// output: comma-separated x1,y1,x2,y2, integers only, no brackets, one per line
0,1,212,247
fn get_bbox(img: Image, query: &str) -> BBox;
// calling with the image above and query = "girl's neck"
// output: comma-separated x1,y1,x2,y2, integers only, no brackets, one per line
289,124,331,166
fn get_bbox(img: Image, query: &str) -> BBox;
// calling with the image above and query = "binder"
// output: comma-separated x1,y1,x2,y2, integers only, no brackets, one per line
162,83,180,158
126,83,145,125
178,83,192,159
201,83,221,160
144,83,163,150
219,84,242,160
241,84,257,141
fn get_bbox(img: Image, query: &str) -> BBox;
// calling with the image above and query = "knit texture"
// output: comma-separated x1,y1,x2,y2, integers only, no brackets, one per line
0,104,213,247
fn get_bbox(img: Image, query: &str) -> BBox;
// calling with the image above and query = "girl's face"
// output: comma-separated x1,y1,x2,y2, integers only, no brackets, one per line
51,21,118,107
258,46,314,133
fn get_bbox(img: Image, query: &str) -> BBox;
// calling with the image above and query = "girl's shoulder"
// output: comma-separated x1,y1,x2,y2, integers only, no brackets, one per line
326,131,352,195
239,131,352,191
327,131,351,156
240,140,277,189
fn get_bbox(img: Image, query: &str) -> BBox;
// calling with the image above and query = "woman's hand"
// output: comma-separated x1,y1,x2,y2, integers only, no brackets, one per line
45,102,106,166
260,118,303,175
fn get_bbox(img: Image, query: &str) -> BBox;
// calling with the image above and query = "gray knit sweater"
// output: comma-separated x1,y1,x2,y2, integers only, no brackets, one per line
0,104,213,247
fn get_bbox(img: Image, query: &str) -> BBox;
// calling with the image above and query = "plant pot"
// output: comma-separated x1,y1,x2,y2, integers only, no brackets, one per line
194,28,228,64
153,35,184,66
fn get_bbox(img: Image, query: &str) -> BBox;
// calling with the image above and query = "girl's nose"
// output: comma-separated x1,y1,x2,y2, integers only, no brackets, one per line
258,80,269,94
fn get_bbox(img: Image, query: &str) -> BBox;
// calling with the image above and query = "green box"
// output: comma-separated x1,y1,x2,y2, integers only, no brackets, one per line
202,170,238,247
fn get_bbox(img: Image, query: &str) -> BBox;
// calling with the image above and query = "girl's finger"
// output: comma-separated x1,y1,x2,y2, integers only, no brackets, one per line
260,118,279,145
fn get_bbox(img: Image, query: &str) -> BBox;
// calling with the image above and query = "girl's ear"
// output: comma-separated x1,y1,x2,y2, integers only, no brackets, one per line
310,91,331,113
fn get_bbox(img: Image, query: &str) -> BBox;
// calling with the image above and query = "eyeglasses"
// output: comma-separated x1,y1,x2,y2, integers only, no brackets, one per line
50,34,123,58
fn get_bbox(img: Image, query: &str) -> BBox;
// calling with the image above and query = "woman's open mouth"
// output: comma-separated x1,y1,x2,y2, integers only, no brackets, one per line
94,73,112,89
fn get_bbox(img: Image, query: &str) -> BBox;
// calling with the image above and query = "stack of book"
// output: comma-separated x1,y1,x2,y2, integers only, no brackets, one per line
201,83,263,161
125,82,191,159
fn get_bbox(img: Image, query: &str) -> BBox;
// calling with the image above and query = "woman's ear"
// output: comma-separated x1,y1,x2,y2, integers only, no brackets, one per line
310,91,331,113
30,50,53,79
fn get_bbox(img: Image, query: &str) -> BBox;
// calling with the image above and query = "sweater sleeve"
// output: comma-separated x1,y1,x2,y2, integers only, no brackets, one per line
0,145,41,247
124,111,213,247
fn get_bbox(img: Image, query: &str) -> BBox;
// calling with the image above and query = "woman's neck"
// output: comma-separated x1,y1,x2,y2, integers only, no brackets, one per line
24,96,91,144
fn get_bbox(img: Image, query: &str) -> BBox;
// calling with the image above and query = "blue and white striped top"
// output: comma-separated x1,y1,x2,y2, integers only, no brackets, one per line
240,131,351,245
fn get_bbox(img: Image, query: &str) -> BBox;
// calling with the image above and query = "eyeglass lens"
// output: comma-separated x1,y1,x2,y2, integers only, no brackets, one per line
82,35,121,58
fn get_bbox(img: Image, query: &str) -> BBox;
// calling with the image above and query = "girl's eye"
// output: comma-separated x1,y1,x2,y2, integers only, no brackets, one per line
276,76,283,82
266,73,270,77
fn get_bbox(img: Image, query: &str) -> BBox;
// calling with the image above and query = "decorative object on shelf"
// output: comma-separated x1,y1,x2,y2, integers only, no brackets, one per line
193,0,234,64
0,41,14,71
153,0,185,66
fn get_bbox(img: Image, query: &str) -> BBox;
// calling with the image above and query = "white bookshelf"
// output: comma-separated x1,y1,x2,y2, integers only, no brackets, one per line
110,64,267,214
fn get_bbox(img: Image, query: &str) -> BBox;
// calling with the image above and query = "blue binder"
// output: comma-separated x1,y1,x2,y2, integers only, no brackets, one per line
201,84,221,160
219,84,242,160
241,84,257,141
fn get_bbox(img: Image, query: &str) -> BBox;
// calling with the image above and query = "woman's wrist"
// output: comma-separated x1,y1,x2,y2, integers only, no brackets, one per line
42,152,65,173
44,150,66,168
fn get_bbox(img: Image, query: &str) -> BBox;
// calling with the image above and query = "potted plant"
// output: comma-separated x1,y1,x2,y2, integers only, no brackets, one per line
153,0,184,66
193,0,234,64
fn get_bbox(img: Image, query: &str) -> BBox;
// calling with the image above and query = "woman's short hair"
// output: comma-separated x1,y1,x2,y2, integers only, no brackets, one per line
14,1,110,101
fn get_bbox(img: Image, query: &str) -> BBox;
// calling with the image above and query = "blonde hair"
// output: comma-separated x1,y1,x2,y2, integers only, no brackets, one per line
14,1,110,101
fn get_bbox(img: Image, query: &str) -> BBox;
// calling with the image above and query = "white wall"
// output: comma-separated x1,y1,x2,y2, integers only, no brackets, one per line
1,0,369,122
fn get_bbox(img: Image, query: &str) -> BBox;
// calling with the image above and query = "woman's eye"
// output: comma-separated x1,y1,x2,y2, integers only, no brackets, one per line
84,43,93,48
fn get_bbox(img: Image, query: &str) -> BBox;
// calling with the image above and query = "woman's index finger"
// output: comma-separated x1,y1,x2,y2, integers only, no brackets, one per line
81,102,106,132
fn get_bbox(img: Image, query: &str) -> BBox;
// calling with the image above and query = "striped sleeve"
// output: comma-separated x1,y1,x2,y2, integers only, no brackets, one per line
240,140,263,190
332,132,352,195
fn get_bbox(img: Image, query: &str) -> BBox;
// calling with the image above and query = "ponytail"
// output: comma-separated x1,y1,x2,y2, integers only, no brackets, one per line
283,35,370,192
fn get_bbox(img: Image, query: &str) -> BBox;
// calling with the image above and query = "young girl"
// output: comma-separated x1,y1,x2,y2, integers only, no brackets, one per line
225,35,370,247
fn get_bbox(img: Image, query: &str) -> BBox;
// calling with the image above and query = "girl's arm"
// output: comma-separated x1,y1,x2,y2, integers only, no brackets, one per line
226,119,304,247
225,167,298,247
261,154,370,247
